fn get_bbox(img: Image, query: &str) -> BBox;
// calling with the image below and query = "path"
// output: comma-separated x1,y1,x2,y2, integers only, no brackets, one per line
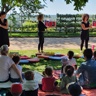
9,37,96,50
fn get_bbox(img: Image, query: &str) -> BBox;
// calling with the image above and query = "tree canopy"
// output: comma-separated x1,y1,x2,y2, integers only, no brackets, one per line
0,0,89,14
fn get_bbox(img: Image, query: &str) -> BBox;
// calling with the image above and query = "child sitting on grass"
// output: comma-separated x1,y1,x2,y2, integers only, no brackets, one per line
61,56,69,73
60,56,69,79
67,51,77,66
59,65,77,94
40,66,57,92
23,70,38,96
67,83,86,96
10,55,22,83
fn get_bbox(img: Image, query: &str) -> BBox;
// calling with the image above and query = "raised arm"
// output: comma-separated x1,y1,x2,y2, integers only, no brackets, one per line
42,22,47,29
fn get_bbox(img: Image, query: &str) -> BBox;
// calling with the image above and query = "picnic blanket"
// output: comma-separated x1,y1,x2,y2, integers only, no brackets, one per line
52,70,96,96
38,89,96,96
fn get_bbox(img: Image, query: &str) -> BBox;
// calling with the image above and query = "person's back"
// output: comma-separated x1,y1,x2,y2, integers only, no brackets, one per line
0,45,15,82
68,58,76,66
10,55,22,82
23,70,38,96
0,55,14,81
78,60,96,88
60,65,77,94
42,66,56,92
67,51,76,66
42,77,55,91
77,49,96,88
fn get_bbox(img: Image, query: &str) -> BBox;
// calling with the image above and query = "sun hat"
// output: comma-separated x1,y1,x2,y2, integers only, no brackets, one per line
11,83,22,93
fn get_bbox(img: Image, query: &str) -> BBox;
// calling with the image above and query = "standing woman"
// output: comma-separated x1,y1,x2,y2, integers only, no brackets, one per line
0,11,9,47
80,14,92,51
37,14,47,53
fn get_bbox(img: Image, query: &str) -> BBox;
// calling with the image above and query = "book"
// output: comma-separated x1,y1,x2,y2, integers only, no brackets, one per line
92,21,96,26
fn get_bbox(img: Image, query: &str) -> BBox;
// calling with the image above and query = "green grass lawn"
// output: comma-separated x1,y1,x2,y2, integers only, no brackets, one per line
8,31,96,38
10,49,84,73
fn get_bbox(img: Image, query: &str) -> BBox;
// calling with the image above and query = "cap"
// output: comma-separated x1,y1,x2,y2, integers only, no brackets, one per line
11,83,22,93
0,45,9,53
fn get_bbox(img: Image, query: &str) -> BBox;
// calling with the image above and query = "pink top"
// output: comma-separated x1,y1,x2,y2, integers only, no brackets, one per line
42,77,55,91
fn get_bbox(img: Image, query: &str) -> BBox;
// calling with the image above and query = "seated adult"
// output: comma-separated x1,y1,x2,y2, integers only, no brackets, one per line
0,45,22,82
77,49,96,88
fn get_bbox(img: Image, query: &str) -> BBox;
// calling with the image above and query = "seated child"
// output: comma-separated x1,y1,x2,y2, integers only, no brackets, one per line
67,83,86,96
41,66,56,92
10,55,22,83
61,56,69,73
60,56,69,79
67,51,77,66
23,70,38,96
60,65,77,94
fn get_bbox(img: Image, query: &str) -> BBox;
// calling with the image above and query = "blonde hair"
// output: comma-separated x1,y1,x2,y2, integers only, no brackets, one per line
37,14,43,21
82,14,89,21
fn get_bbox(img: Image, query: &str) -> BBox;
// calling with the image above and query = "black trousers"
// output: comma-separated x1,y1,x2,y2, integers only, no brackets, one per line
80,39,89,50
38,32,44,51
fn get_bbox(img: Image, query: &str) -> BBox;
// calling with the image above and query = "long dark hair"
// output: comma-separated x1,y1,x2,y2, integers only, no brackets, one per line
82,14,89,21
0,11,6,16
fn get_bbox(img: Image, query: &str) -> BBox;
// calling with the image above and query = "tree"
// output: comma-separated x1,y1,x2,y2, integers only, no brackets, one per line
64,0,88,11
0,0,44,14
0,0,89,14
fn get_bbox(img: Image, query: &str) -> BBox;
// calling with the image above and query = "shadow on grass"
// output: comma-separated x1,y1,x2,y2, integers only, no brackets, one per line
22,59,61,73
21,58,84,73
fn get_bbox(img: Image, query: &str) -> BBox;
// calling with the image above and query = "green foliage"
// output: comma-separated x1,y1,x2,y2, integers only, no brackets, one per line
0,0,44,14
0,0,89,14
10,49,84,72
64,0,88,11
23,20,37,27
46,28,56,32
22,20,37,32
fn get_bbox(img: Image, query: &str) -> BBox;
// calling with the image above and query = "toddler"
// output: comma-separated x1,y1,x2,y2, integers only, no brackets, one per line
10,55,22,83
41,66,56,92
68,83,86,96
60,65,77,94
23,70,38,96
67,51,77,66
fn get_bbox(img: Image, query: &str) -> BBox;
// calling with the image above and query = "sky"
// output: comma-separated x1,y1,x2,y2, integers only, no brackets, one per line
39,0,96,15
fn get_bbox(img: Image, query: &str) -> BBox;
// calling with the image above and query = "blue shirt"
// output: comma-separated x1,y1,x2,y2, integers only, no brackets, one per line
77,59,96,87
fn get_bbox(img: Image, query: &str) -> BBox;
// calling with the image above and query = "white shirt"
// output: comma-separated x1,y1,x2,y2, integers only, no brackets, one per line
10,64,22,79
0,55,14,81
23,80,38,91
68,58,76,65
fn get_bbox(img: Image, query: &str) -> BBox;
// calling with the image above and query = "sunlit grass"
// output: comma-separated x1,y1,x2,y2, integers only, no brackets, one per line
10,49,84,73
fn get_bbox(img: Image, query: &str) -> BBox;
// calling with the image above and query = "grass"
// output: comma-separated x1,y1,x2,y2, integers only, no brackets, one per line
10,49,84,73
8,31,96,38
